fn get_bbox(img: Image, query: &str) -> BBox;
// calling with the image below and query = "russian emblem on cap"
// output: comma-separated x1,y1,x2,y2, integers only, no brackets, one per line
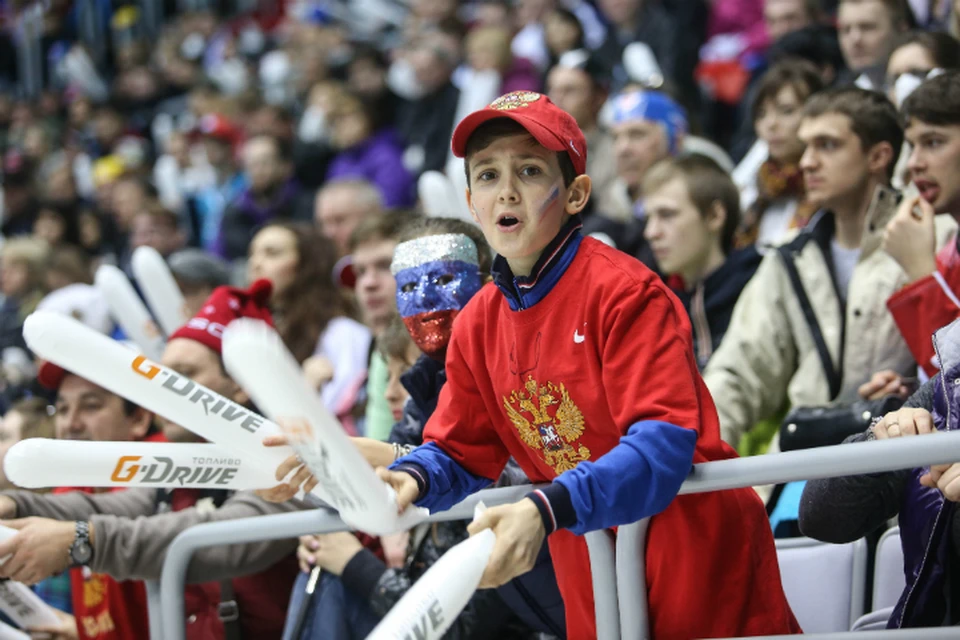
489,91,542,110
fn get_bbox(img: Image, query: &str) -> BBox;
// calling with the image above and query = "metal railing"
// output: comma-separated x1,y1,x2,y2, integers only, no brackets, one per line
155,431,960,640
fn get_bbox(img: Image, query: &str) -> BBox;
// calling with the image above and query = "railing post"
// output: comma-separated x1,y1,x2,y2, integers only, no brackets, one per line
616,518,650,639
585,529,621,639
144,579,163,640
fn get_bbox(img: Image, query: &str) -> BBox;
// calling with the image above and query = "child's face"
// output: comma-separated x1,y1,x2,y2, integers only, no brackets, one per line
466,134,578,276
394,235,483,358
385,343,420,422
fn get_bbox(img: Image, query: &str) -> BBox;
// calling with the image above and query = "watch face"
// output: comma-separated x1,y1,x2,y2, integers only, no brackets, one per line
73,542,93,565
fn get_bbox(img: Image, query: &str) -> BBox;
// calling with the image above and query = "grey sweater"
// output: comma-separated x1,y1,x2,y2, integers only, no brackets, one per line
2,488,303,583
799,378,960,556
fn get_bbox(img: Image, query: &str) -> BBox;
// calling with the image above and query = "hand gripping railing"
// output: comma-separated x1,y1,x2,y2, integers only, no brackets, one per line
156,431,960,640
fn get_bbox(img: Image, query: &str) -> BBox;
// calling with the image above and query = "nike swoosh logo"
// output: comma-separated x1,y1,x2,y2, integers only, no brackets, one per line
574,330,585,344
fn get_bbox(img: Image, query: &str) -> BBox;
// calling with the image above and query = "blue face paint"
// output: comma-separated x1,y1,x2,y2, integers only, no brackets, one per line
539,185,560,218
394,259,483,357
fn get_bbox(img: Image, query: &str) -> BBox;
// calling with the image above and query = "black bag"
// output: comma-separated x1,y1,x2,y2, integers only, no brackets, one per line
775,244,904,452
780,395,904,451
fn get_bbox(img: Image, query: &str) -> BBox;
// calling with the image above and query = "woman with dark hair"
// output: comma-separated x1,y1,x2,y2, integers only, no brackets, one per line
735,59,825,249
885,30,960,105
247,222,371,421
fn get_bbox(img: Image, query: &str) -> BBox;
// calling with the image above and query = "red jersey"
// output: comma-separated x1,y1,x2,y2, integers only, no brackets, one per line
887,239,960,377
423,237,801,638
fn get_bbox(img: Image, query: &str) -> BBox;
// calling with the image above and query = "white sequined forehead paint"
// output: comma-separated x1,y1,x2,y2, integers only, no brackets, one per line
391,233,479,275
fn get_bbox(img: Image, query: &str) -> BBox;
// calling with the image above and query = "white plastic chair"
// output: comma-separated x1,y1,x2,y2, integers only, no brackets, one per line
873,527,905,612
776,537,868,633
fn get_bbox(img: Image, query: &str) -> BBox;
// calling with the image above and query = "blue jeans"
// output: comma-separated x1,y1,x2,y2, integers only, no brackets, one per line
281,571,381,640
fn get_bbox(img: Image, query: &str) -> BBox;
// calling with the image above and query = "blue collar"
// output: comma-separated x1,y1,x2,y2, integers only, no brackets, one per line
491,217,584,311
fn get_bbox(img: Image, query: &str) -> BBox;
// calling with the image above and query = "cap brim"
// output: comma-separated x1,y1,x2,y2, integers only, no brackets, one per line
451,109,568,159
37,361,68,391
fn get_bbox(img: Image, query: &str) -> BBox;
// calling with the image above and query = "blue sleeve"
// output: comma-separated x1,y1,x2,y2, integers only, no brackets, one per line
390,442,492,513
534,421,696,536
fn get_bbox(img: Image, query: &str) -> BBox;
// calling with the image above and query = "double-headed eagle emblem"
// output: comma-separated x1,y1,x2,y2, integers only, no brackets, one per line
504,375,590,474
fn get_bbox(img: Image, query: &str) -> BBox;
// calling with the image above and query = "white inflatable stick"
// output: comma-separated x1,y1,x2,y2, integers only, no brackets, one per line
418,171,463,220
0,621,28,640
94,264,165,361
366,504,495,640
4,439,277,490
222,319,428,535
131,246,187,336
22,311,303,494
0,581,58,629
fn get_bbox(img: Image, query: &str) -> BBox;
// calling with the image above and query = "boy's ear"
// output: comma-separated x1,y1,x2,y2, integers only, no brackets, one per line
867,141,894,178
465,188,481,225
564,175,592,215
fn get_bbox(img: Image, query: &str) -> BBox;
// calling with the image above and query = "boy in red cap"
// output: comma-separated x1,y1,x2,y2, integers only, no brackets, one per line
378,91,802,638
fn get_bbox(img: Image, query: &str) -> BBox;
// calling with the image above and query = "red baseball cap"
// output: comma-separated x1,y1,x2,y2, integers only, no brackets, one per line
451,91,587,176
168,278,274,355
196,113,242,145
38,361,70,391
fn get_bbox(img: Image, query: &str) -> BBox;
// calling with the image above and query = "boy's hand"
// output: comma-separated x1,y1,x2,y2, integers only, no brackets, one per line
28,608,79,640
882,194,936,282
376,468,420,512
920,463,960,501
468,498,545,589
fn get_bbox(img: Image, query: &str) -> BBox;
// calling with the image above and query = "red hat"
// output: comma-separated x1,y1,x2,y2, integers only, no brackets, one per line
451,91,587,176
196,113,242,145
38,361,69,391
168,279,274,354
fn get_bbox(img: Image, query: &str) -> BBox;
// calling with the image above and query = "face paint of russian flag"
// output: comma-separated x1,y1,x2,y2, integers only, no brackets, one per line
395,259,483,358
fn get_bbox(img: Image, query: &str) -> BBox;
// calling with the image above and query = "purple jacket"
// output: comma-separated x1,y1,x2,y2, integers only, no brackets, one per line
325,129,415,208
892,319,960,628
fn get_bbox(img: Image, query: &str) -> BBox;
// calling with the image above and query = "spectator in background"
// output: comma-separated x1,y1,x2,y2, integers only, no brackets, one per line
884,30,960,105
600,89,688,223
129,207,187,258
219,135,310,260
111,176,155,241
544,8,587,71
33,201,83,250
595,0,677,91
247,223,371,424
393,30,462,176
644,155,762,370
837,0,911,89
189,113,246,253
324,92,416,208
348,212,420,441
704,88,915,455
764,0,822,43
546,52,616,199
44,247,94,292
465,26,541,94
153,130,215,215
90,102,128,159
167,248,232,318
879,72,960,379
314,180,384,258
738,60,824,250
0,237,49,348
1,151,39,238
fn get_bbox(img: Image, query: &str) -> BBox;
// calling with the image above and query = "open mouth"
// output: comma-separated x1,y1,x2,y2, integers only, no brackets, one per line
496,214,521,230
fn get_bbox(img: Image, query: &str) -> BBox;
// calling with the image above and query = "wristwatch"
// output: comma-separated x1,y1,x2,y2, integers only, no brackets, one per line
69,521,93,567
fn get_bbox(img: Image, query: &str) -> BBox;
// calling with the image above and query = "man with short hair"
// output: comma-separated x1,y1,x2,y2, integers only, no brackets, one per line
315,179,384,257
874,71,960,378
546,53,616,200
837,0,910,89
219,134,311,260
704,87,917,453
347,212,421,440
0,282,302,640
765,0,821,43
129,207,186,258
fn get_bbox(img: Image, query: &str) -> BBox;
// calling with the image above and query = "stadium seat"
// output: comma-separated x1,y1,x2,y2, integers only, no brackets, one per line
873,527,905,612
775,537,868,633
